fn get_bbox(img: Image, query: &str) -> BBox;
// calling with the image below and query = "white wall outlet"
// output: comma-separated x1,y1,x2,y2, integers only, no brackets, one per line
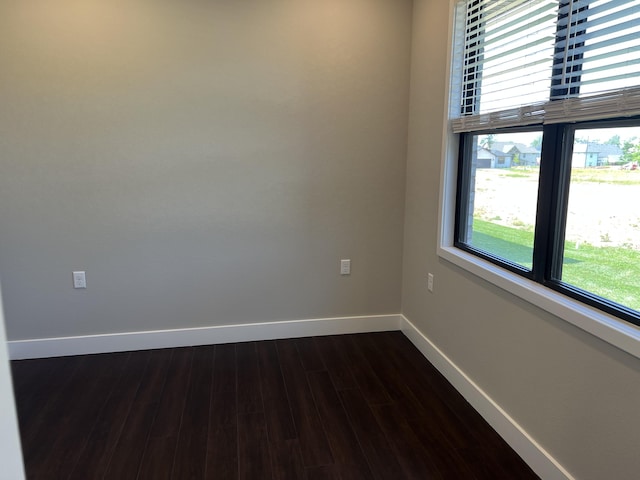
340,259,351,275
73,271,87,289
427,273,434,292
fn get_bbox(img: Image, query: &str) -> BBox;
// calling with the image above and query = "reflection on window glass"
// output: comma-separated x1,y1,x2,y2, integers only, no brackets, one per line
560,126,640,311
464,132,542,268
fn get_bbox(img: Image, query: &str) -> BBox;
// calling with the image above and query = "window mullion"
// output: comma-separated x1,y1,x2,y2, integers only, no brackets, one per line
547,127,574,282
532,125,560,282
532,125,573,283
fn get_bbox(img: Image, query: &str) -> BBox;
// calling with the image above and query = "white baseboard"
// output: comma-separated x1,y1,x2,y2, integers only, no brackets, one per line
8,314,402,360
400,315,573,480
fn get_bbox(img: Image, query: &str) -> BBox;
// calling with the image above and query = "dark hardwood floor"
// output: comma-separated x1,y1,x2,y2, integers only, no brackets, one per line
11,331,539,479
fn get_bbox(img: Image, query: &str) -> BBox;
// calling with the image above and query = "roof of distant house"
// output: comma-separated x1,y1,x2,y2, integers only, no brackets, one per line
573,142,623,157
586,143,623,156
489,142,540,156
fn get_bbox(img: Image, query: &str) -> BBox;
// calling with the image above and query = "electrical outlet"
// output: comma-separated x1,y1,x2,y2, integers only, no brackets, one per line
427,273,434,292
340,259,351,275
73,271,87,289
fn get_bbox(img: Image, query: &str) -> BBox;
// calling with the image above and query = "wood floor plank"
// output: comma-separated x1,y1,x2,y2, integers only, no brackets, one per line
294,337,325,372
10,357,60,405
36,352,131,479
170,345,214,480
24,354,120,478
135,347,194,480
236,342,263,415
371,403,445,480
238,412,273,480
19,356,83,469
103,349,172,480
355,333,428,419
306,371,373,480
205,422,238,480
212,343,236,395
408,417,479,479
205,343,238,480
338,387,404,480
305,465,340,480
68,352,148,480
13,356,75,435
333,335,392,406
269,439,306,480
276,339,334,468
256,340,297,442
313,336,357,391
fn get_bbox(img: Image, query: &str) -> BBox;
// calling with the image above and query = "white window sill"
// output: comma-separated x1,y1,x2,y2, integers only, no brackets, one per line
438,245,640,360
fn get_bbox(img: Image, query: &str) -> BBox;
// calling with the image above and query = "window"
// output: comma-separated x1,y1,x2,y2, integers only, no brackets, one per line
451,0,640,326
457,130,542,269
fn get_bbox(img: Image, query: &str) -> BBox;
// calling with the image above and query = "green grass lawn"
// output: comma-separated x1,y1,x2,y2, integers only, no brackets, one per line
471,219,640,311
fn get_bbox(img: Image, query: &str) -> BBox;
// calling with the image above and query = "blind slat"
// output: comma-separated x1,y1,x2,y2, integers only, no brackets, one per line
557,3,640,33
549,58,640,85
555,18,640,51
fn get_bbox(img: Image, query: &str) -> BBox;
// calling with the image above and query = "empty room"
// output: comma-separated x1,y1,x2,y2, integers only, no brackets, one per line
1,0,639,479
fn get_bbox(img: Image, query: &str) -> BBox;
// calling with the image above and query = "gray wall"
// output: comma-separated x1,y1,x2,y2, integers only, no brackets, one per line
0,0,411,339
402,1,640,479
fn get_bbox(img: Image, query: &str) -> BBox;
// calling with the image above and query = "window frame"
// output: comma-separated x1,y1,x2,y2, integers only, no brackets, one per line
543,118,640,324
438,0,640,360
455,118,640,328
454,125,543,280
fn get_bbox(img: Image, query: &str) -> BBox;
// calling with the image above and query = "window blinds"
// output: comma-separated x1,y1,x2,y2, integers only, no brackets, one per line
451,0,640,132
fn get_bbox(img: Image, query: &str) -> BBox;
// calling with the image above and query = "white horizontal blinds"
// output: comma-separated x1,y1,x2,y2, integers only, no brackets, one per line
451,0,640,133
453,0,558,132
464,0,557,110
552,0,640,99
545,0,640,123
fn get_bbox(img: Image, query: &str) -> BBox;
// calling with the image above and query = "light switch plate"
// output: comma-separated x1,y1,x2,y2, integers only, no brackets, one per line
73,271,86,289
340,259,351,275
